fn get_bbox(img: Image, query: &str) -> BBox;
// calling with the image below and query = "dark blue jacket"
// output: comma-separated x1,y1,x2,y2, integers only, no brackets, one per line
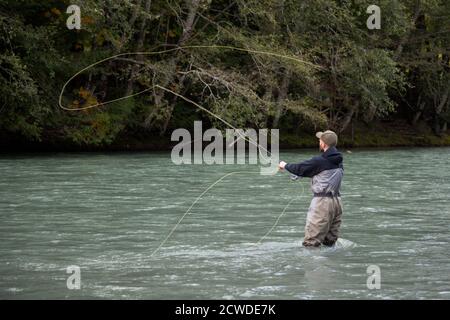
285,147,344,178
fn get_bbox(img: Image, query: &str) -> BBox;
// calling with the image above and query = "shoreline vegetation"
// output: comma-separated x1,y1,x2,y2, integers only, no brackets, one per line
2,119,450,153
1,1,449,153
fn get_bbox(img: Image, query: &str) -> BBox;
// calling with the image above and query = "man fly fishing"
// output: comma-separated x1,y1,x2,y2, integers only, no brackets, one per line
278,130,344,247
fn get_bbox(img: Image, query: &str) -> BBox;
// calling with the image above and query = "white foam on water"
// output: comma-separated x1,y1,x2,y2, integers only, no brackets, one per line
156,238,356,260
332,238,356,249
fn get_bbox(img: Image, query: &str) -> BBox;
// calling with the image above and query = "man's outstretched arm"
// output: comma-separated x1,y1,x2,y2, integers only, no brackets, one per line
279,157,320,178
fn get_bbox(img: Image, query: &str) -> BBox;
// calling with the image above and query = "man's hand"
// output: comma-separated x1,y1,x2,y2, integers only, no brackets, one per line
278,161,287,170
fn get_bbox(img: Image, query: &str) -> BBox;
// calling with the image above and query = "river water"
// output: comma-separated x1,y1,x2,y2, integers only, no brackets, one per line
0,148,449,299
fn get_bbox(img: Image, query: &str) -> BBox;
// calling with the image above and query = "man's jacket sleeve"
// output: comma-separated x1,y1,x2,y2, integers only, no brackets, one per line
285,157,320,178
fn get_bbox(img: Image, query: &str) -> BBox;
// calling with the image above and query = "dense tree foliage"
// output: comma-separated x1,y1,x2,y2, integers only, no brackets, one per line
0,0,449,147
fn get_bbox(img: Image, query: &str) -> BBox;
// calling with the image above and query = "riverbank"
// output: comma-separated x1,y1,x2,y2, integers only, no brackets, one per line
281,120,450,148
1,120,450,152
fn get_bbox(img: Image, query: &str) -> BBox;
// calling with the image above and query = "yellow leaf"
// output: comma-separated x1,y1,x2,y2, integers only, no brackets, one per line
82,16,94,25
51,8,61,16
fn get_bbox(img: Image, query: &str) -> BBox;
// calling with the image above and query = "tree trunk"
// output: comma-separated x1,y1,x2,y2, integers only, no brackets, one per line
435,88,449,115
433,88,449,135
144,0,202,133
119,0,143,50
412,110,423,126
434,115,442,136
339,102,358,134
272,69,291,128
159,0,202,134
178,0,201,46
412,99,425,126
125,0,152,96
394,0,422,61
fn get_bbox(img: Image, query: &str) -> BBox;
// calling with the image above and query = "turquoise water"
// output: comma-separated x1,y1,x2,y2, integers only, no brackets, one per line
0,148,449,299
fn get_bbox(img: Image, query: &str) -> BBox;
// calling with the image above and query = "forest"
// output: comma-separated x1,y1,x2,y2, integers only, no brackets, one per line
1,0,449,150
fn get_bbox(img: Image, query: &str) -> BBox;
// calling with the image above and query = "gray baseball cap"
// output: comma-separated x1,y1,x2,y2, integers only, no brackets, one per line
316,130,338,147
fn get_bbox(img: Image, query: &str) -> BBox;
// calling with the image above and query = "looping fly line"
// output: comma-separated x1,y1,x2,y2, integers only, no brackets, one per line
58,45,321,157
58,44,323,111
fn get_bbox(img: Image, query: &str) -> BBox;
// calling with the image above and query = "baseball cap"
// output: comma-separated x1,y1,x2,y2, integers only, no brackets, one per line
316,130,338,147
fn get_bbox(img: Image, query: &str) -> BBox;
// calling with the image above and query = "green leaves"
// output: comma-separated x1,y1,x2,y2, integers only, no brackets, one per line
1,0,449,146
